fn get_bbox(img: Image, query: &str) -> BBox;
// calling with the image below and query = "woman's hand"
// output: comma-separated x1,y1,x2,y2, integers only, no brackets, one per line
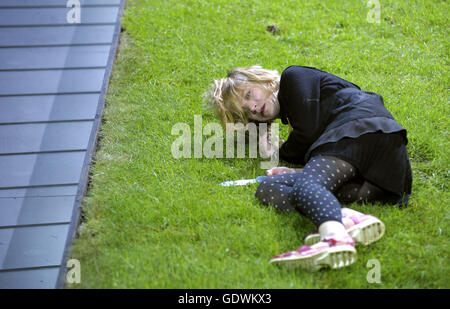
266,166,298,176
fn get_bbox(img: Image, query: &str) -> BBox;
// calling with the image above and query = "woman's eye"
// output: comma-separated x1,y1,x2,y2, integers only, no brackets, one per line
245,91,251,99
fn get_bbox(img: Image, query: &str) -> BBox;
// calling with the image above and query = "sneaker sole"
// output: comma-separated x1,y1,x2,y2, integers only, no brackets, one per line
304,217,385,246
348,217,385,245
270,245,357,271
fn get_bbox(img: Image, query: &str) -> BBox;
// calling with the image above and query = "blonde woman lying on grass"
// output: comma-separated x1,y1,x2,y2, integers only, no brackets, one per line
206,65,412,271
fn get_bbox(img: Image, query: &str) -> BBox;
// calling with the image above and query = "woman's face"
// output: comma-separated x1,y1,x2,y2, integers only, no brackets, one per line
240,84,280,122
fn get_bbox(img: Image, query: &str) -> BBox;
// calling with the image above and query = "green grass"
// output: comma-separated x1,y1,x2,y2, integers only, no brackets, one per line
68,0,449,288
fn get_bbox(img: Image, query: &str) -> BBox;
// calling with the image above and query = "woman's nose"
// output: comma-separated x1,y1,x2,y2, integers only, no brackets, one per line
250,103,258,112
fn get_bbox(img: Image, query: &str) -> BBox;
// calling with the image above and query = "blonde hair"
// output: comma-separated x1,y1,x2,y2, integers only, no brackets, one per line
204,65,280,126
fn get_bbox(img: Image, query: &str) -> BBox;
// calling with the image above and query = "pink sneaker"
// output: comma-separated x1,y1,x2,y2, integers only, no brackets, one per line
304,214,385,246
270,235,357,271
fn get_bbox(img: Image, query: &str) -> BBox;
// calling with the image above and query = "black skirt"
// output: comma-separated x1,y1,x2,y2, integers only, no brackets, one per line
309,131,412,207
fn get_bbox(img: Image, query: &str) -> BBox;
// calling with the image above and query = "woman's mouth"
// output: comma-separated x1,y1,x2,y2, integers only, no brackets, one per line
261,104,265,116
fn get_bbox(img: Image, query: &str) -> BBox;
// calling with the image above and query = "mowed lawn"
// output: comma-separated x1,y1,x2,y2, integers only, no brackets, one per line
68,0,449,288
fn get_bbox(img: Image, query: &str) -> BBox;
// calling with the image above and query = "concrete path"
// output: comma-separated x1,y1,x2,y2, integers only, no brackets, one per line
0,0,125,288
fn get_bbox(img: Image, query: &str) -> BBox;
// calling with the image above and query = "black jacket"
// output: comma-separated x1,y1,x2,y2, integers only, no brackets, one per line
277,65,407,165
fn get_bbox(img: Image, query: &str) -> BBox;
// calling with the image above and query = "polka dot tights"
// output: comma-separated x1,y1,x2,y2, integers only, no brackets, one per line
255,156,364,227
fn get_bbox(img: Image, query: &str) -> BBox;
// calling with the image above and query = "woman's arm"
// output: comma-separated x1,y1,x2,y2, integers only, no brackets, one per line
278,66,323,165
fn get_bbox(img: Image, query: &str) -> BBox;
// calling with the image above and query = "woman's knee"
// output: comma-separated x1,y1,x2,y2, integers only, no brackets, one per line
254,179,272,202
254,178,296,212
291,179,322,204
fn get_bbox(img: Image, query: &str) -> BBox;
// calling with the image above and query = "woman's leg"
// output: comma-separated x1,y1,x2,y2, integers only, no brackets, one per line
254,172,299,212
263,156,365,270
256,155,359,238
257,170,399,208
255,157,362,213
290,155,358,232
336,179,400,205
268,156,359,270
255,157,387,257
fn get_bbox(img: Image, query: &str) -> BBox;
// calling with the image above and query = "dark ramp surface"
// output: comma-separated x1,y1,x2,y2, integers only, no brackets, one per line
0,0,126,288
